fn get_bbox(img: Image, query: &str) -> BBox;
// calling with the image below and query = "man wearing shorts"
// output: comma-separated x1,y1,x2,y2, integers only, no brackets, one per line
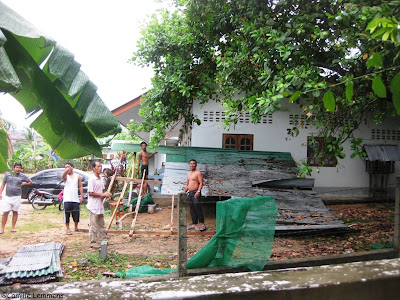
62,162,84,235
0,163,32,234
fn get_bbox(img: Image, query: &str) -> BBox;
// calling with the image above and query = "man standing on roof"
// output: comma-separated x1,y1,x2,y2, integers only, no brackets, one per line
136,141,158,180
0,163,32,234
62,162,84,235
87,161,112,248
184,159,206,232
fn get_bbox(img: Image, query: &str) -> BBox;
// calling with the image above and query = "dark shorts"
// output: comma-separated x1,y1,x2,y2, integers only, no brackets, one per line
64,202,80,223
141,165,149,177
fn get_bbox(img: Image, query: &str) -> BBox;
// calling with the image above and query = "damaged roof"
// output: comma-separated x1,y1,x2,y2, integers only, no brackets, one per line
110,143,347,234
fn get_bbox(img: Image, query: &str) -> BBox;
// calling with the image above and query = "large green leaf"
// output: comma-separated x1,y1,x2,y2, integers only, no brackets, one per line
390,72,400,114
366,53,383,68
4,31,102,157
372,76,387,98
0,1,121,158
323,90,335,112
0,128,8,172
345,81,354,101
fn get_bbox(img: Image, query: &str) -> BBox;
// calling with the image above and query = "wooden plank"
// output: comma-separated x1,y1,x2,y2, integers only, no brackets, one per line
129,169,146,237
106,180,128,229
103,172,117,204
79,228,215,236
170,195,175,234
115,177,162,184
178,192,187,277
127,154,136,213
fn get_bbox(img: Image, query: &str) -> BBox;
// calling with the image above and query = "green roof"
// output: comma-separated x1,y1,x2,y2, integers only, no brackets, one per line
111,142,297,171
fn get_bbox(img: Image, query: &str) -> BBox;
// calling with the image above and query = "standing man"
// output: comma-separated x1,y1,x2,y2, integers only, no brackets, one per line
87,161,111,248
136,141,157,195
136,141,158,180
0,163,32,234
62,162,84,235
183,159,206,231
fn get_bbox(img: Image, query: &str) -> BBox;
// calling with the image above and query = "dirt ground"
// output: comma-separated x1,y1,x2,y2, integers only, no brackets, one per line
0,199,394,281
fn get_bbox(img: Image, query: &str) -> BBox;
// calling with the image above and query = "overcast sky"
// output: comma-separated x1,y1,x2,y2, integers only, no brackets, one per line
0,0,166,128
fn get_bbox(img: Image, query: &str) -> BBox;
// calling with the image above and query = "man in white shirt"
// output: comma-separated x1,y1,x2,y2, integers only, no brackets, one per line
62,162,84,235
87,161,111,248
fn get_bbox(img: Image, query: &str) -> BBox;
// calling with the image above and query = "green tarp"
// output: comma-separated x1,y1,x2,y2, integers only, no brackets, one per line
124,194,155,213
116,195,277,278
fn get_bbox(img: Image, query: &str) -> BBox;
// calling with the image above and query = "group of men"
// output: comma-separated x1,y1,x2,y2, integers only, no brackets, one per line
0,141,207,245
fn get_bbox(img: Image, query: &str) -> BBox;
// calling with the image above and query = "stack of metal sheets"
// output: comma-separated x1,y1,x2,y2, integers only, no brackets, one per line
0,242,64,285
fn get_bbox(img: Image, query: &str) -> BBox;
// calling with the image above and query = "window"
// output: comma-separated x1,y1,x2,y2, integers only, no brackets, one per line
223,134,253,151
307,137,337,167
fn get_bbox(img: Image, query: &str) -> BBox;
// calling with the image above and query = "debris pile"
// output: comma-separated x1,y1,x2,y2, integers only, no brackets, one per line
0,242,64,285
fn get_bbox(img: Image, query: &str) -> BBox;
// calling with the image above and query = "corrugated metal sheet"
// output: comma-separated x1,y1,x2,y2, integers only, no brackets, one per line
0,242,64,285
364,144,400,161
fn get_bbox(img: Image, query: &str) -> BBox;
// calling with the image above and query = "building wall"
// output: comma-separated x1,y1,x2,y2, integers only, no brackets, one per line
191,100,400,195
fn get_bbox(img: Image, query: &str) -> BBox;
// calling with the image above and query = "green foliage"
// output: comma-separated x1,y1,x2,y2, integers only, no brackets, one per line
298,161,313,179
131,0,400,167
0,2,121,160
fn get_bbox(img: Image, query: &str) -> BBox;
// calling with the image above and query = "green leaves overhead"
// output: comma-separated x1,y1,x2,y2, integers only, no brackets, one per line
366,17,400,43
0,1,121,162
132,0,400,150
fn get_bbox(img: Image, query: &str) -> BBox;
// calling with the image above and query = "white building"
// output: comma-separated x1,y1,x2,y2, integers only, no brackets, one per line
113,95,400,199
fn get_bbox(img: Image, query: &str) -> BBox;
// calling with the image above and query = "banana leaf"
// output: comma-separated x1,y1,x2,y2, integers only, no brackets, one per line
0,128,8,172
0,1,121,170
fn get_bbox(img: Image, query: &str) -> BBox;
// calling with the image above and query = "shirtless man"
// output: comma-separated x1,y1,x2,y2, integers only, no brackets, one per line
136,142,158,196
183,159,206,231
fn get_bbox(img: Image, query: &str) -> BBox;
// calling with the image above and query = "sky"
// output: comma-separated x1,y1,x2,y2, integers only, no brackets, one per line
0,0,167,128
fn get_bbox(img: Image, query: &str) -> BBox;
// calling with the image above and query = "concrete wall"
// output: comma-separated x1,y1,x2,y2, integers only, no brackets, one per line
191,100,400,195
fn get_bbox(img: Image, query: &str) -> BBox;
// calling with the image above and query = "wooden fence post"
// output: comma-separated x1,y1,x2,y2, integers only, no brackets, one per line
178,192,188,277
394,177,400,256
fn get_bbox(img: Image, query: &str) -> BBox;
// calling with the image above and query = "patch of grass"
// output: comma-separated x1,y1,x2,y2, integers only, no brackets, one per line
341,217,364,224
64,252,129,281
63,252,173,282
17,221,56,233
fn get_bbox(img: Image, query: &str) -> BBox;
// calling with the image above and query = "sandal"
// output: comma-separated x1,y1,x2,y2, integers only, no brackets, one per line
66,231,72,235
199,225,206,232
187,225,196,231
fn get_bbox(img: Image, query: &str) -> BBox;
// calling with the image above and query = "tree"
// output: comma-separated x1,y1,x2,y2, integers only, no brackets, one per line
130,0,400,168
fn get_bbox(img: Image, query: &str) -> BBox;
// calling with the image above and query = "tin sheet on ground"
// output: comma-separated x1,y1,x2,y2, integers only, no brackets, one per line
0,242,64,285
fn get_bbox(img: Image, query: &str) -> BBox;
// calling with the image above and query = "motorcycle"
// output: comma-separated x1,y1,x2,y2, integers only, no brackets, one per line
31,189,64,211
